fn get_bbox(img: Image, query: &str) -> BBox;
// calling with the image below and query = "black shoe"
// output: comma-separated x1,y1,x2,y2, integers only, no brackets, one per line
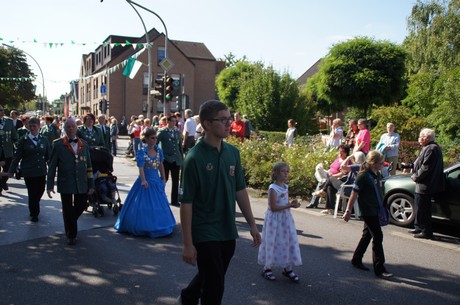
171,202,180,207
408,229,421,234
31,216,39,222
67,238,76,245
2,183,8,191
352,262,370,271
306,204,317,209
414,233,433,239
376,271,393,278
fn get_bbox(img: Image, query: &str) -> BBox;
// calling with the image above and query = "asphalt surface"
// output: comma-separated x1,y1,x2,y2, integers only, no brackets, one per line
1,137,460,305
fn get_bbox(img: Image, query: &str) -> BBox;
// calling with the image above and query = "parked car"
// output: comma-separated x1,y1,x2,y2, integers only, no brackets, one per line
383,162,460,227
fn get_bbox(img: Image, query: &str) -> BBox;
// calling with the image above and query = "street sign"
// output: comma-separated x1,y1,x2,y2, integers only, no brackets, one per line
100,85,107,94
159,58,174,72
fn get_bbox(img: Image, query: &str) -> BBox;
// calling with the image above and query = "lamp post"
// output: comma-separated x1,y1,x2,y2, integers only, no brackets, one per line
125,0,169,118
2,43,46,114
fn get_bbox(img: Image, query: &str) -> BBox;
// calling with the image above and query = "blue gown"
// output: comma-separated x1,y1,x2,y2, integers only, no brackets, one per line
114,145,176,238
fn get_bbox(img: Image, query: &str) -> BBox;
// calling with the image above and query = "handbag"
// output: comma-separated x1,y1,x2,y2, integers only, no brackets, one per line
367,172,389,226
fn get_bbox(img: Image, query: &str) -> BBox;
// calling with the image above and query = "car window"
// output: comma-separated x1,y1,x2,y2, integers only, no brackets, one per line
446,168,460,180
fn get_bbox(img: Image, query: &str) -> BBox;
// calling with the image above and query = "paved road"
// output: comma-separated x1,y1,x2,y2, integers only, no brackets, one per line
1,137,459,305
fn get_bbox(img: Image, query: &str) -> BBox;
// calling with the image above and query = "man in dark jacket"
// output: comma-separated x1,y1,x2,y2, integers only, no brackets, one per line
409,128,444,239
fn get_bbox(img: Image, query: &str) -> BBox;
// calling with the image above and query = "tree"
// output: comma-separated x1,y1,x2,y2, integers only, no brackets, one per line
307,37,407,117
402,0,460,141
216,61,314,134
0,47,36,110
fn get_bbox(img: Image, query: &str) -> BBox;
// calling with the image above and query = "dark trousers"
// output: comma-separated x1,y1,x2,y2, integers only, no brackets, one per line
111,139,117,156
352,215,386,275
24,176,46,217
414,192,433,235
325,184,338,210
181,240,236,305
0,154,12,188
163,160,180,205
60,193,88,239
183,137,195,154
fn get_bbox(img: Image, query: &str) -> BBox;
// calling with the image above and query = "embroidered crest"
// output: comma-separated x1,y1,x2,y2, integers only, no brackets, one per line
229,165,235,176
206,163,213,171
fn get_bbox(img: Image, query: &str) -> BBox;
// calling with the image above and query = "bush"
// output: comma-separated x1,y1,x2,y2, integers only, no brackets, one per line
227,134,337,198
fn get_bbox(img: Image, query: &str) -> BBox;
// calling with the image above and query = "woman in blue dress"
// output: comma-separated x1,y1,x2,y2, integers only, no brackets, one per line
114,128,176,238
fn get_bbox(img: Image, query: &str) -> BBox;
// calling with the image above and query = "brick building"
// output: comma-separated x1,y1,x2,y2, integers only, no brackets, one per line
75,28,223,121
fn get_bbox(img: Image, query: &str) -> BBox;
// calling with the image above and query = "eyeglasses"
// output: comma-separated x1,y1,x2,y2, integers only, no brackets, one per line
209,118,232,126
149,136,156,139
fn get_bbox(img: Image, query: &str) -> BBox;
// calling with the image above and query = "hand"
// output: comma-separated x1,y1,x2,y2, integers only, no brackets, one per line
182,244,197,265
342,211,351,222
8,172,14,178
250,226,261,247
88,188,95,195
141,180,148,188
47,189,55,198
290,200,300,208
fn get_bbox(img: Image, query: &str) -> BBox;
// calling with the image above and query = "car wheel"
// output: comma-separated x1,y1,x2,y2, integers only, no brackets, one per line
387,193,415,227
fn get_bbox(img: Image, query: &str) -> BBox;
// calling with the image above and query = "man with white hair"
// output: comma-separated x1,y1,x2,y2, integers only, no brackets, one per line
408,128,444,239
182,109,197,154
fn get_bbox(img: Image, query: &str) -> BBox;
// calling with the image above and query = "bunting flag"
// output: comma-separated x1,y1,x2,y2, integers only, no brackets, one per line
0,36,150,49
0,77,34,81
122,57,142,79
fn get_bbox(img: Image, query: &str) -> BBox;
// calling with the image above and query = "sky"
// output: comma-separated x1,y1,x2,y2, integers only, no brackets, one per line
1,0,417,102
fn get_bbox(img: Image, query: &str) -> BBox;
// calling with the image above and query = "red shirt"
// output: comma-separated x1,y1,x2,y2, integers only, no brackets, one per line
230,120,245,141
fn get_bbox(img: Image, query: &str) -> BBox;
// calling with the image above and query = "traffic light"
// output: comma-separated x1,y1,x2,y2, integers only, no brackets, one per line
99,99,103,111
152,78,164,102
165,75,173,101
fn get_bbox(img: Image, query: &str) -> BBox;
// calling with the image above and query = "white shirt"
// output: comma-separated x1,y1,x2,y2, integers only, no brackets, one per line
183,117,197,137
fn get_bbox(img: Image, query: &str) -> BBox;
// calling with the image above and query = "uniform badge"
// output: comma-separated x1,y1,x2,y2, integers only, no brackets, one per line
206,163,213,171
229,165,235,176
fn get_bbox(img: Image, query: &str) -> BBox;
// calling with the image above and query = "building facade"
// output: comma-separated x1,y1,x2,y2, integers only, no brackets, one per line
77,28,222,122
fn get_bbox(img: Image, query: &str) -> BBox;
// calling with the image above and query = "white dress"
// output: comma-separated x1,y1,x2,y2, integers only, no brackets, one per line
258,183,302,268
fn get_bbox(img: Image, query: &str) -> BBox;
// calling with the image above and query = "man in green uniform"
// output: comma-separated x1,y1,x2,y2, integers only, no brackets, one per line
47,118,95,245
40,115,61,143
178,100,261,305
0,104,18,193
156,115,183,207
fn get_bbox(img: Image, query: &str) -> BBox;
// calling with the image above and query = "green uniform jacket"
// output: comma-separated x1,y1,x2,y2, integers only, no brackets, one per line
9,133,51,177
156,127,183,166
40,123,61,143
96,124,111,152
17,126,29,138
47,137,94,194
0,117,18,158
77,125,105,148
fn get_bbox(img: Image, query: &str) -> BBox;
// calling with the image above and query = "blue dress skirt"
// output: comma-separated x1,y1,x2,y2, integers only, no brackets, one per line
114,145,176,238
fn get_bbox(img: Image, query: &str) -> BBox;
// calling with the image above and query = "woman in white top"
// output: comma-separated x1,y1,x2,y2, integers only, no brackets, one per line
327,118,343,148
284,119,297,148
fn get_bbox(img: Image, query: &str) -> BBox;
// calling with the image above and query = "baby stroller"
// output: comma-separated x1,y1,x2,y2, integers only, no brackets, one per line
88,146,122,217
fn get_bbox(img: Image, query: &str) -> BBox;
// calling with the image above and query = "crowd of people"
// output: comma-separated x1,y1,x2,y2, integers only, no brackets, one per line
0,102,446,304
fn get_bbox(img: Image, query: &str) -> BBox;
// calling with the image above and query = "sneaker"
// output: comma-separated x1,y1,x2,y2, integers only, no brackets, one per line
320,209,333,215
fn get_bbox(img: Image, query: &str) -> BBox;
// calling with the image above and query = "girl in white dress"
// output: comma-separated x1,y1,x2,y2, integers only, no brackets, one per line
258,162,302,282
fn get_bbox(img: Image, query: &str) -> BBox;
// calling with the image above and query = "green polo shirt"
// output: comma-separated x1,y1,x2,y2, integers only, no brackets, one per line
352,170,383,217
180,139,246,243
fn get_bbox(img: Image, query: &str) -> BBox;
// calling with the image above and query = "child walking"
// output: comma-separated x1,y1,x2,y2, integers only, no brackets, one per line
258,162,302,282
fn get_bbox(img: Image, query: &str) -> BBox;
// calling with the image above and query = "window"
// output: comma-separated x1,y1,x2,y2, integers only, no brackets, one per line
157,47,165,66
143,72,149,95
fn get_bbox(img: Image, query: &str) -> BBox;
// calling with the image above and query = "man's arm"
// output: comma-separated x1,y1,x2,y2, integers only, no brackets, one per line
236,189,261,247
180,203,197,265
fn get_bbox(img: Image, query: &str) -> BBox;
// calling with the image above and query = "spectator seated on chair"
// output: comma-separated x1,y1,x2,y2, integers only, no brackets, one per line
307,145,350,212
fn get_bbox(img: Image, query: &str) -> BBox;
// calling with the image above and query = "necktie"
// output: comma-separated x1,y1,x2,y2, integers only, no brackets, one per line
69,138,78,143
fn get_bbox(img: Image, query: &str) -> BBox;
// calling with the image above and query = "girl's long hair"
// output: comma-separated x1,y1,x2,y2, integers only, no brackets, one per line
358,150,384,174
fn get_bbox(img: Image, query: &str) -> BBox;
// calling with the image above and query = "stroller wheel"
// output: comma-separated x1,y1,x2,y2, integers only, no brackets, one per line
113,205,119,216
92,207,99,218
98,206,104,217
107,202,113,209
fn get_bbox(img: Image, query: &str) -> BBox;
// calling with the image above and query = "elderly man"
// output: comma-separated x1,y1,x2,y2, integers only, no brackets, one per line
182,109,197,154
0,105,18,193
408,128,444,239
47,118,95,245
230,112,245,142
376,123,400,175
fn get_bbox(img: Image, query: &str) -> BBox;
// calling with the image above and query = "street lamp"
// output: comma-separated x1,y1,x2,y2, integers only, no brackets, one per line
124,0,169,118
2,43,46,114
